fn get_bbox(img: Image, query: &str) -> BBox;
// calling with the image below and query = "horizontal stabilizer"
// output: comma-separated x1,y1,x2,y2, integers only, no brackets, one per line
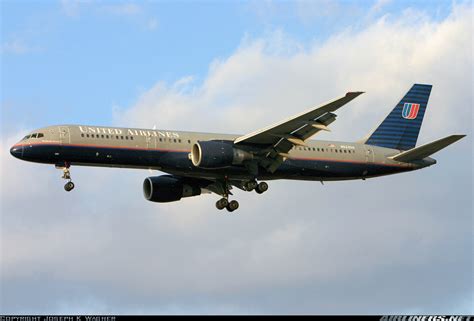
390,135,465,162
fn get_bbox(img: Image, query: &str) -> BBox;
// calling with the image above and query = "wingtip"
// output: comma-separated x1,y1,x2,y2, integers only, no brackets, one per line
346,91,365,96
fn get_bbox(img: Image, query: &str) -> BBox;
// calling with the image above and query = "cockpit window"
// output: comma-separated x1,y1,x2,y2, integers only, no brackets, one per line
22,133,44,140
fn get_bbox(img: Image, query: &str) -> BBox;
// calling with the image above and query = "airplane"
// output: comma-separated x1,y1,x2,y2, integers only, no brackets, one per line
10,84,465,212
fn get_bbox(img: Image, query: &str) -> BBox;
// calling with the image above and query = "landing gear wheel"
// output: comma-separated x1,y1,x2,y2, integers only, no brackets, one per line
64,181,75,192
244,181,258,191
216,198,229,210
255,182,268,194
226,200,239,212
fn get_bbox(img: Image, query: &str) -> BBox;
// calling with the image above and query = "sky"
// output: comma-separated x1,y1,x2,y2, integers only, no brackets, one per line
1,0,473,315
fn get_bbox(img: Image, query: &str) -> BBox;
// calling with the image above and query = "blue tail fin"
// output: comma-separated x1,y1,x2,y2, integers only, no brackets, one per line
365,84,432,150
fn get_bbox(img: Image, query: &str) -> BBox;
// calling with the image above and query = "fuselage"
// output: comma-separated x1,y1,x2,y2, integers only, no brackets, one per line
9,125,436,181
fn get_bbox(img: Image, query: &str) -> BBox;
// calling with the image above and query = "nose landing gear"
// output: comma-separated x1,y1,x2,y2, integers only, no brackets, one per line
59,163,75,192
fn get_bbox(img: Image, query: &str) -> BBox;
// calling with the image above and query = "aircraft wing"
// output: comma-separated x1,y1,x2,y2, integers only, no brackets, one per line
234,91,363,172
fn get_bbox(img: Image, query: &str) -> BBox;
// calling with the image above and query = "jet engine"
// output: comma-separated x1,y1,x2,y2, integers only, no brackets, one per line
191,140,253,169
143,175,201,203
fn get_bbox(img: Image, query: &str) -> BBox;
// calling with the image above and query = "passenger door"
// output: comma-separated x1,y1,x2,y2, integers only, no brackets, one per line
364,145,374,163
146,135,155,149
59,126,70,144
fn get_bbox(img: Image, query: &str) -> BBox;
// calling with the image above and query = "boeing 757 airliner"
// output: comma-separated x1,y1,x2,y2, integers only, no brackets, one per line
10,84,465,212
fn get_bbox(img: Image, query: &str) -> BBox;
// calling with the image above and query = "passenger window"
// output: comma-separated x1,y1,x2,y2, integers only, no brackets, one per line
173,139,177,143
87,134,90,138
121,136,124,140
81,134,84,137
106,135,109,139
101,135,104,138
178,139,181,143
335,150,338,153
116,136,119,139
125,136,129,140
188,140,191,144
130,136,133,140
159,138,162,142
91,134,95,138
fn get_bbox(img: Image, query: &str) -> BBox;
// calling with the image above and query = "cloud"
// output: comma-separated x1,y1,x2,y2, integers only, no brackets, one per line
1,3,473,315
60,0,92,17
98,3,143,16
146,17,158,31
114,4,472,142
1,39,35,55
59,1,157,30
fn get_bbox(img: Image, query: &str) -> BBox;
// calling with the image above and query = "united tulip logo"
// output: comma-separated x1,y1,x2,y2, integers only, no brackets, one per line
402,103,420,120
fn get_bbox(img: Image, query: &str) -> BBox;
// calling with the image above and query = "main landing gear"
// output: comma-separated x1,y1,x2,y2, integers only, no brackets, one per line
215,178,240,213
215,180,269,212
215,198,239,212
60,163,75,192
244,180,268,194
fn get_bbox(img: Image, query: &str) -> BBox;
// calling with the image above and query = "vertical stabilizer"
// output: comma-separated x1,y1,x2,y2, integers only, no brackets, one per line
365,84,432,150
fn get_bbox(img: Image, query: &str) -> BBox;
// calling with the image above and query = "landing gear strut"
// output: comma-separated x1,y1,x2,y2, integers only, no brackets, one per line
60,163,75,192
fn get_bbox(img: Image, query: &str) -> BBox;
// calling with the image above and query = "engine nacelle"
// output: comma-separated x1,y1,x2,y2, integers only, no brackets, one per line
143,175,201,203
191,140,253,169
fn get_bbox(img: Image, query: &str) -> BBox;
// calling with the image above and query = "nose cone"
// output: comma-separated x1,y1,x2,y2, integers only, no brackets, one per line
10,145,23,159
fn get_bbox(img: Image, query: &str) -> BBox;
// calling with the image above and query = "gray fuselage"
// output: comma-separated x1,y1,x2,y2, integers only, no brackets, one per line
10,125,436,182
